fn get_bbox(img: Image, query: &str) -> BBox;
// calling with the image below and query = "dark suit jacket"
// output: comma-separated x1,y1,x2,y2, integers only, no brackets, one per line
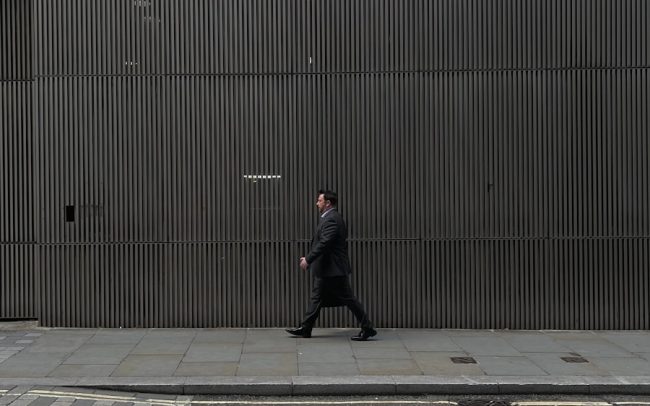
306,209,352,278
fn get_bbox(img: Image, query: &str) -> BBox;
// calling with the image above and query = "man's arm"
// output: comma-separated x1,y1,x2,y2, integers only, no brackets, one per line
305,217,338,264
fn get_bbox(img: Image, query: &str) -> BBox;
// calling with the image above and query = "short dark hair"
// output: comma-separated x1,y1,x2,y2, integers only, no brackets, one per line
318,189,338,206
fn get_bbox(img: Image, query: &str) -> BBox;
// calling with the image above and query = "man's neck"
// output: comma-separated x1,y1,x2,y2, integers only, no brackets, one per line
321,207,335,217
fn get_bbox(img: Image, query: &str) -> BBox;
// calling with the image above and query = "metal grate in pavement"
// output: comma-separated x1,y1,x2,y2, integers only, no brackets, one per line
561,356,589,363
451,356,478,364
459,400,511,406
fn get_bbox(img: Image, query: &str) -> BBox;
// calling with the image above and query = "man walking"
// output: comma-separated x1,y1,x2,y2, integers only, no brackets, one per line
286,190,377,341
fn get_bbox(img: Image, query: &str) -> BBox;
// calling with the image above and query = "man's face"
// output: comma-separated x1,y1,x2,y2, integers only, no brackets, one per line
316,194,329,214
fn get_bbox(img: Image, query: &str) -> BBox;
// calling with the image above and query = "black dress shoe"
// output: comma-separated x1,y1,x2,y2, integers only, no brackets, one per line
351,327,377,341
286,326,312,338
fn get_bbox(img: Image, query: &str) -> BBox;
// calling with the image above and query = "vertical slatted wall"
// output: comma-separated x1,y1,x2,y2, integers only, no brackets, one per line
1,0,36,319
3,0,649,328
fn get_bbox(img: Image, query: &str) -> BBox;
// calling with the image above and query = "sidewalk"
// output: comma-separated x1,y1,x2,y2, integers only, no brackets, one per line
1,324,649,395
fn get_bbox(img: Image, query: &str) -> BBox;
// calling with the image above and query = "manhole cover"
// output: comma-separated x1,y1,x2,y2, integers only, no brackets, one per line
561,356,589,363
458,400,510,406
451,356,477,364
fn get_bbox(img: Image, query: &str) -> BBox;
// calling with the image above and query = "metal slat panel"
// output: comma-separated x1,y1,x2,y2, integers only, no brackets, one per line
0,74,35,319
0,245,35,319
0,0,29,80
3,0,650,328
25,0,650,78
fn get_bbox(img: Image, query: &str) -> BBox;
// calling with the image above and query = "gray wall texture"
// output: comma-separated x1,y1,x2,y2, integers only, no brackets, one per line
1,0,649,328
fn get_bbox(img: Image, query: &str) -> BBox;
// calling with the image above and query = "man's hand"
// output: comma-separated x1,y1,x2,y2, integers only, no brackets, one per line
299,257,308,270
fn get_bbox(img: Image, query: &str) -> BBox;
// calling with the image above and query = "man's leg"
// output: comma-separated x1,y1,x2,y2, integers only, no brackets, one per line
336,276,372,329
334,276,377,340
301,277,324,328
287,278,324,338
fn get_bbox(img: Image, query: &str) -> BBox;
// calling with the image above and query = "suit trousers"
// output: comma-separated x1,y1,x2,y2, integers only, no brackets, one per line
302,276,371,329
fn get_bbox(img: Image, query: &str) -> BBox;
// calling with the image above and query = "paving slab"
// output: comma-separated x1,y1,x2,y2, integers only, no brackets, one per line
596,332,650,353
297,349,355,363
130,338,193,355
40,329,90,336
297,362,360,376
86,330,146,345
24,336,91,354
296,342,352,350
174,362,238,377
0,378,79,387
236,353,298,376
501,332,572,353
110,355,183,377
352,347,413,360
474,356,549,376
411,352,485,376
243,338,297,353
0,353,69,378
245,329,291,340
143,330,197,339
397,331,463,352
349,338,406,349
451,336,522,356
62,344,133,365
48,365,117,378
182,343,242,363
357,359,422,375
193,329,247,344
588,357,650,376
525,352,610,376
0,347,24,352
546,332,635,357
444,329,496,337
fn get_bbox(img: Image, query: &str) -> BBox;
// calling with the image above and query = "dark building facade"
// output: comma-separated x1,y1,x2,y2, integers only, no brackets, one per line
1,0,649,328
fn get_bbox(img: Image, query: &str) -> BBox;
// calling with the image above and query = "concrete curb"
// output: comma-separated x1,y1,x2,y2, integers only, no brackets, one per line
292,376,395,396
2,376,650,395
